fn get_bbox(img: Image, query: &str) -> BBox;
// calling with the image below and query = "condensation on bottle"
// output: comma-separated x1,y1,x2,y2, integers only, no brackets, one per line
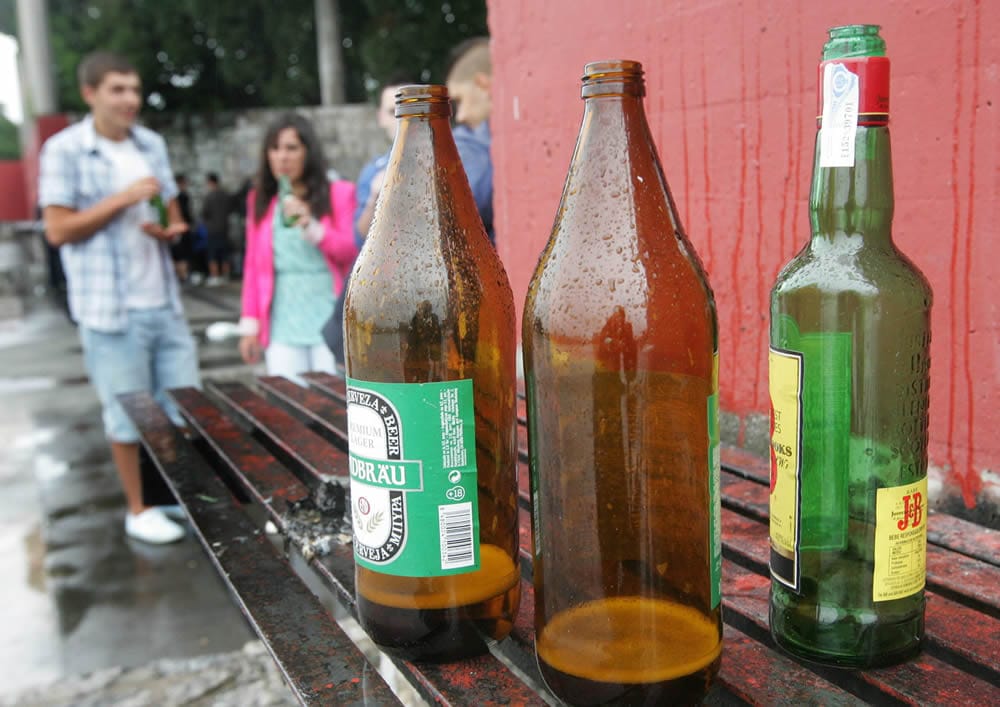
768,25,932,669
343,85,520,662
523,60,722,705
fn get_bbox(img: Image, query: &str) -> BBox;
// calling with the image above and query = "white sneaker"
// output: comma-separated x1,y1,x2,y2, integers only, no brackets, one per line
125,508,186,544
158,504,187,522
206,276,224,287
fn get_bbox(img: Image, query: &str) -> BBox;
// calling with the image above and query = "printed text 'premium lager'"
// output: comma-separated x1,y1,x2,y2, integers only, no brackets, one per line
344,85,520,661
768,25,932,668
523,60,722,705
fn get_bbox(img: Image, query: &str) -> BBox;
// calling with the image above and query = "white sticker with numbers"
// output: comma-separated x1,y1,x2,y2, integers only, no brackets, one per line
820,62,860,168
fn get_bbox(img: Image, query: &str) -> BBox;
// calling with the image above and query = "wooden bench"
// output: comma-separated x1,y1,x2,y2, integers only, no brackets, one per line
120,373,1000,705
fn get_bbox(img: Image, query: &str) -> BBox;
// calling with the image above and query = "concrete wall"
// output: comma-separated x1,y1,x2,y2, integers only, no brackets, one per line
146,104,389,217
487,1,999,518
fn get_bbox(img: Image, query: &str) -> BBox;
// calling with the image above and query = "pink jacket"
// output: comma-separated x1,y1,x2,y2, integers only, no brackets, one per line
240,180,358,348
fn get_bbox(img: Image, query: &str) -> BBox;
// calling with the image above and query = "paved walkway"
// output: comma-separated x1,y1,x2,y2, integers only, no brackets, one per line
0,284,294,705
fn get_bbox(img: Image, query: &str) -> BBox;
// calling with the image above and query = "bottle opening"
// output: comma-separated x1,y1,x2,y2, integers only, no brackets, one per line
581,60,645,98
823,25,886,59
395,84,452,117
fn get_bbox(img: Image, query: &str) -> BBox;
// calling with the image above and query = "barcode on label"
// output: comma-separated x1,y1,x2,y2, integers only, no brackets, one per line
439,502,474,570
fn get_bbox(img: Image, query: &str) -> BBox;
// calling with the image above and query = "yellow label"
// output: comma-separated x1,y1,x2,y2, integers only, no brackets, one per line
873,478,928,602
768,347,803,590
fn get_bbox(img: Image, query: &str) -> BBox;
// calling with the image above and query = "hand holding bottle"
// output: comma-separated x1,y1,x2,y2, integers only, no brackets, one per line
121,176,160,208
280,193,312,227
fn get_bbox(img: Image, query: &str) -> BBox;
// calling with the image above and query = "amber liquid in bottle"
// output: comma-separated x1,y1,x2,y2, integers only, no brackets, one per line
523,61,722,705
344,85,520,661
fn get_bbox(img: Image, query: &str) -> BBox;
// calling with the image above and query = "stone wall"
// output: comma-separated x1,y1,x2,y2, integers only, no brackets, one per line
145,104,390,217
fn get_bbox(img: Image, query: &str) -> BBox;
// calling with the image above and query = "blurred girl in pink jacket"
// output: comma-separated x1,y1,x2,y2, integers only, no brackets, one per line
239,113,357,383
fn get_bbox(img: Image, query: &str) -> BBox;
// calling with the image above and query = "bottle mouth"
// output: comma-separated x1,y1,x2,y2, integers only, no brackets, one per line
823,24,886,59
581,60,645,97
395,84,452,117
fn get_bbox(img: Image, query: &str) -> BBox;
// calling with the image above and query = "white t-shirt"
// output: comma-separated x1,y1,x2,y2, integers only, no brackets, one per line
97,136,169,310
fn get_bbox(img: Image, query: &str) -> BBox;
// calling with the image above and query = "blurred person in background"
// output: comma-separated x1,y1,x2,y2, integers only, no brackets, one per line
170,173,194,282
38,50,199,545
200,172,231,285
447,36,494,244
322,75,411,364
238,113,357,384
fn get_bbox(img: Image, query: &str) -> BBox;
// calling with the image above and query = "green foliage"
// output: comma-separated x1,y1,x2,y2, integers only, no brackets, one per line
0,0,15,37
0,111,19,158
41,0,487,112
49,0,323,113
343,0,488,99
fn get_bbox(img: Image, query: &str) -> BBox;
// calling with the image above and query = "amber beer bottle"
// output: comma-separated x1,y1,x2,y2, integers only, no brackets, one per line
768,25,932,667
523,61,722,704
343,85,520,661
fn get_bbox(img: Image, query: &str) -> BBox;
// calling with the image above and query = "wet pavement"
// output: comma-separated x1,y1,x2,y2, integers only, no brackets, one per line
0,284,283,701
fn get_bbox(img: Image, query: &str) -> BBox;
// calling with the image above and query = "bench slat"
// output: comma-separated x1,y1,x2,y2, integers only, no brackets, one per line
119,392,400,706
720,475,1000,614
207,380,348,486
721,510,1000,683
721,559,1000,706
177,384,548,707
504,520,864,704
719,625,866,706
134,374,998,706
169,387,310,516
718,445,1000,568
302,371,348,401
926,512,1000,568
258,376,350,448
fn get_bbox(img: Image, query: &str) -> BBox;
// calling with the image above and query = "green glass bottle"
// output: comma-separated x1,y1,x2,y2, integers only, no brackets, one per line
149,194,168,228
768,25,932,668
277,174,299,228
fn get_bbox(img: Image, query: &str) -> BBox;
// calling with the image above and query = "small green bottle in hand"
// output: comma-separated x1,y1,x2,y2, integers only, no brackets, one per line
278,175,299,228
149,194,168,227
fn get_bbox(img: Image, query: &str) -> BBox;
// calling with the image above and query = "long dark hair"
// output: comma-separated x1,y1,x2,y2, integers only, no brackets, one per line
253,113,332,224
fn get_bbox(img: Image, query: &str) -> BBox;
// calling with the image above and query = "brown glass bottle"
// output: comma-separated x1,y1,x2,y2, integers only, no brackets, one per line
523,61,722,705
343,85,520,661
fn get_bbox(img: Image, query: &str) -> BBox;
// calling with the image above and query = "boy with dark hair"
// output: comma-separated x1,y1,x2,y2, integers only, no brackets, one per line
39,50,199,544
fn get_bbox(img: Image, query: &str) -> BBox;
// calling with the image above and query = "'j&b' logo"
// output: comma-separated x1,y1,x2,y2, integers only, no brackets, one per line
897,492,924,531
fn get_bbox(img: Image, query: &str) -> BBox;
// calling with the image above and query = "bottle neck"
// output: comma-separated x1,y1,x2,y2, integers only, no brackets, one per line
566,92,679,237
390,110,464,191
809,125,894,248
375,108,480,249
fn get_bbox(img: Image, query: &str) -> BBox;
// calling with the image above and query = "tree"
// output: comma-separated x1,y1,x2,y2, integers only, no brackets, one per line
47,0,324,113
341,0,488,100
8,0,488,113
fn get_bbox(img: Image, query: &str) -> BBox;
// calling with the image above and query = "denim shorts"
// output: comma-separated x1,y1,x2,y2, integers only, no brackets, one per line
79,306,201,443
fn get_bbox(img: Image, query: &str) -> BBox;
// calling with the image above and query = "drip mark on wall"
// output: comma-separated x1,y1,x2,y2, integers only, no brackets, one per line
960,0,983,507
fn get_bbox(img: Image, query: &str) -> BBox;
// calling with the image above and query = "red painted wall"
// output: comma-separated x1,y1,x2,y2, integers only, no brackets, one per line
488,0,999,509
20,114,70,217
0,161,29,220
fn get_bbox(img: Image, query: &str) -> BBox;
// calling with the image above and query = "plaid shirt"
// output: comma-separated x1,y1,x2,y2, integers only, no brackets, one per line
38,116,182,332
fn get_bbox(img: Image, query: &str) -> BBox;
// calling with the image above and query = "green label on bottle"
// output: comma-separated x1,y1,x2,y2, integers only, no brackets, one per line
346,377,480,576
708,351,721,609
769,315,853,591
